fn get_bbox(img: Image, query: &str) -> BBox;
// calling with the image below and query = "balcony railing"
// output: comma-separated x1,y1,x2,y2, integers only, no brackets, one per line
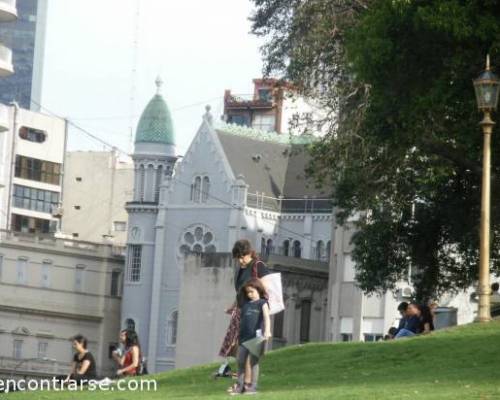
0,0,17,23
0,43,13,76
0,357,69,378
247,192,333,214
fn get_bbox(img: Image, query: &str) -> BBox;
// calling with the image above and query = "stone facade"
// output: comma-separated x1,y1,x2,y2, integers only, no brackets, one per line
0,229,124,379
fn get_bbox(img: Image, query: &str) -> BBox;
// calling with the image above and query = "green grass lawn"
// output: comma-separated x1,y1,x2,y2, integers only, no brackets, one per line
10,321,500,399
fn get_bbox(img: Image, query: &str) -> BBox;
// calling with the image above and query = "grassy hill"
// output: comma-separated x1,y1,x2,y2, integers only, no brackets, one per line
10,321,500,399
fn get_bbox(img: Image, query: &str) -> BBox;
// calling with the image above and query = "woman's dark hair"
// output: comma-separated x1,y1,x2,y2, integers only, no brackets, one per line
122,329,140,348
72,334,88,349
241,278,268,300
232,239,257,259
418,304,433,323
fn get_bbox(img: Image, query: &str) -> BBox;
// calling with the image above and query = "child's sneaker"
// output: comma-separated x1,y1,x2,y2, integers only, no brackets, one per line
228,384,244,396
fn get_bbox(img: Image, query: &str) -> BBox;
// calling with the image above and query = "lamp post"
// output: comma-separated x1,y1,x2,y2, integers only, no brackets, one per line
473,54,500,322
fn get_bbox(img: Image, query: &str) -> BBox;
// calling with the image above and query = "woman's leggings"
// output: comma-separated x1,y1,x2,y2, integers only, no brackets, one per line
237,345,259,390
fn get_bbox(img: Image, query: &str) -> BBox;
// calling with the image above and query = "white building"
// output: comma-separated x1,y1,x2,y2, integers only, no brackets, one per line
122,78,334,373
0,103,67,234
61,150,134,245
0,229,124,379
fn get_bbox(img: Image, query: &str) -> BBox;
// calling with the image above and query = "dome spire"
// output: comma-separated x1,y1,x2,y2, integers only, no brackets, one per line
134,77,175,146
155,76,163,95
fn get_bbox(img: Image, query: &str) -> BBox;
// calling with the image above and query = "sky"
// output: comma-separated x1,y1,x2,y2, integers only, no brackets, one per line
41,0,264,156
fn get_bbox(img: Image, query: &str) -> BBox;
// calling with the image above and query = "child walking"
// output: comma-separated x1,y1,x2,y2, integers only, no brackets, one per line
230,278,272,396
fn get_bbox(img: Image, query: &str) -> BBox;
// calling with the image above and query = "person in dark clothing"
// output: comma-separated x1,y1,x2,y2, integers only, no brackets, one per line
229,279,271,396
419,304,435,334
65,334,97,383
393,302,409,336
218,240,269,391
395,303,421,338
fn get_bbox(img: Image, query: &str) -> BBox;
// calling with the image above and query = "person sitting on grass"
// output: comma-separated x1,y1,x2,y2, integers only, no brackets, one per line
65,334,97,383
229,278,272,396
112,329,141,376
418,304,435,334
395,302,422,338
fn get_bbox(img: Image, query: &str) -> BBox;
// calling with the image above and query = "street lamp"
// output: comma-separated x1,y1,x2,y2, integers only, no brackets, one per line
473,54,500,322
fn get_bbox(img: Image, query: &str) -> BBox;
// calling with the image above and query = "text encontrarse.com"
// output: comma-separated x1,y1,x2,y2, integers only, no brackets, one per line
0,378,158,392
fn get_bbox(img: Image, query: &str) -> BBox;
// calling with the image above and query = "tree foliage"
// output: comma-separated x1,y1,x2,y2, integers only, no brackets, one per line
250,0,500,300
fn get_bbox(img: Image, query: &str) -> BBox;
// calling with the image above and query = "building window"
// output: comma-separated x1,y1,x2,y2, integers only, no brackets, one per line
0,254,3,282
300,300,311,343
110,270,121,297
258,88,272,102
12,184,59,214
253,114,275,132
125,318,135,331
364,334,383,342
19,126,46,143
76,177,82,182
316,240,325,261
38,341,48,359
167,311,178,345
326,240,331,263
41,261,51,288
128,245,142,282
202,176,210,203
179,225,216,256
260,237,266,256
273,310,284,339
293,240,301,258
266,239,273,257
113,221,127,232
75,265,85,292
16,257,27,285
13,340,23,359
228,115,250,127
282,240,290,256
341,333,353,342
11,214,54,234
15,155,61,185
191,176,202,202
139,165,145,201
155,165,163,202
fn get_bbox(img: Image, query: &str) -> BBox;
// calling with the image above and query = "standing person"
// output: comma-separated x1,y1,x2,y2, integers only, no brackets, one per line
218,240,269,384
229,279,272,396
112,329,141,376
64,334,97,383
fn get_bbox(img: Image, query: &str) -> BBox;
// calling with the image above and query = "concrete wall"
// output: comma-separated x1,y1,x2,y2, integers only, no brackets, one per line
62,151,134,245
176,253,329,369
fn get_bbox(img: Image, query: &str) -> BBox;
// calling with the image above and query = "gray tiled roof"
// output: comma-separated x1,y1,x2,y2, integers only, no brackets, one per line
215,123,330,212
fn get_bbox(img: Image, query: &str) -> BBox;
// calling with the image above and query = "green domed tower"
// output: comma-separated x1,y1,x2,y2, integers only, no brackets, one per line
135,76,175,149
130,76,179,204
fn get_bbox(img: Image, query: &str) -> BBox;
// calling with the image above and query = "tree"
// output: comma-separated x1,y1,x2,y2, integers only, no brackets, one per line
250,0,500,301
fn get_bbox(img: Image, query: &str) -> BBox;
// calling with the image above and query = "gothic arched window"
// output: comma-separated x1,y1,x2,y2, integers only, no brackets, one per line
316,240,325,261
155,165,163,202
293,240,301,258
283,240,290,256
191,177,202,202
125,318,136,331
202,176,210,203
167,311,178,345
